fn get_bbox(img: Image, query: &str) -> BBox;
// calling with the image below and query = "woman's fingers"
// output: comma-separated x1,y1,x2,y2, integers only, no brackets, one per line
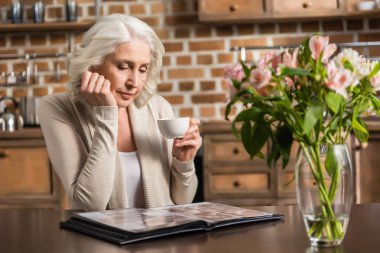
80,71,116,106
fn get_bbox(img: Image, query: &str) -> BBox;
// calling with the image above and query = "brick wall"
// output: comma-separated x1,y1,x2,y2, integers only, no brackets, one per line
1,0,380,121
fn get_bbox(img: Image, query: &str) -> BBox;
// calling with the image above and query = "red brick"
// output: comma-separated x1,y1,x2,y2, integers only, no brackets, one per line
177,56,192,65
179,81,194,91
165,14,198,26
129,4,146,15
164,42,183,52
358,33,380,42
348,19,364,30
217,53,234,64
322,20,344,32
151,2,165,14
10,35,26,46
175,28,190,38
189,41,224,51
157,83,172,92
140,17,159,27
0,64,8,73
53,85,68,93
195,27,212,37
179,108,193,117
172,1,188,12
154,28,170,40
12,88,28,98
108,5,125,14
200,81,215,91
200,106,216,117
211,67,225,78
215,26,234,36
278,22,298,33
50,33,67,45
47,7,64,19
163,56,171,66
259,23,276,34
30,34,48,46
230,38,267,48
197,55,213,65
33,87,49,96
0,90,7,97
329,34,354,43
236,24,255,35
168,68,204,79
191,93,226,103
0,36,6,47
300,21,320,33
272,37,304,46
163,95,184,104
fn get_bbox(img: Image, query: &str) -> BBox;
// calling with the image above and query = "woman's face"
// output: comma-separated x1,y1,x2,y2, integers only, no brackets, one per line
94,39,151,108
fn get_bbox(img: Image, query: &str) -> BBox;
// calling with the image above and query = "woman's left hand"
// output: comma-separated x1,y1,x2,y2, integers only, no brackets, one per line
172,118,202,163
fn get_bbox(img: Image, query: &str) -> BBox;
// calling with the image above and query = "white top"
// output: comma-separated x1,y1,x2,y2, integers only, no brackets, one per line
118,151,145,208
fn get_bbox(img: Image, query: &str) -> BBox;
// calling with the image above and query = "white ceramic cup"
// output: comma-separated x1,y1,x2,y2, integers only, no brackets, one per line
157,117,190,139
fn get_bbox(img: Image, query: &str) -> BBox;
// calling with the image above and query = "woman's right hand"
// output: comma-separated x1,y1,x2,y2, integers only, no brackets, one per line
81,71,117,106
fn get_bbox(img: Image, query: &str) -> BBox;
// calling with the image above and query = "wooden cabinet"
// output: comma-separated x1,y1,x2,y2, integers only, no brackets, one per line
199,0,351,22
272,0,345,18
0,128,66,209
201,122,296,208
199,0,269,22
352,121,380,204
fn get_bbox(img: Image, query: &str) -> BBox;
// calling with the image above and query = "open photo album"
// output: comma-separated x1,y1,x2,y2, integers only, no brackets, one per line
60,202,284,245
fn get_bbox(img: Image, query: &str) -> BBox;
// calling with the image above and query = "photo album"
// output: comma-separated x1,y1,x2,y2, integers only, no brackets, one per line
60,202,284,245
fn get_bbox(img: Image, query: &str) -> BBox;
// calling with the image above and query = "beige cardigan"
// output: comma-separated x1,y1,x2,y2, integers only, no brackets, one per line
37,93,198,211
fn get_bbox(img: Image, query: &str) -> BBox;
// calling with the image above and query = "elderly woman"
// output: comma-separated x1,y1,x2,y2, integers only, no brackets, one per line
37,14,201,211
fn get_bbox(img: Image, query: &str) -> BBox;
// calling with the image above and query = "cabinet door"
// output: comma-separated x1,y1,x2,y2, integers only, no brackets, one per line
199,0,266,22
0,147,51,195
272,0,343,17
0,141,61,209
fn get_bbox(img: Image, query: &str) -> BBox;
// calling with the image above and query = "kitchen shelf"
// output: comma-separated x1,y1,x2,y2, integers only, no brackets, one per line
0,20,95,33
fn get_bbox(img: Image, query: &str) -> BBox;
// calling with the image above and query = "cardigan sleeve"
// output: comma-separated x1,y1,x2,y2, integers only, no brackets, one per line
155,96,198,204
37,95,118,211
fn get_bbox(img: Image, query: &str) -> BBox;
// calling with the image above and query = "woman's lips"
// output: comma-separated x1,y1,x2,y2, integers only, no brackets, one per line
118,91,133,100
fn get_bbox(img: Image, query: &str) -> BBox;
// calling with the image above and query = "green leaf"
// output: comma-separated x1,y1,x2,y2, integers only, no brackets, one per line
281,67,314,78
342,59,354,72
352,117,369,142
234,107,263,122
232,79,241,90
250,124,270,159
326,92,344,114
369,62,380,79
303,102,324,135
277,125,294,169
371,94,380,114
241,61,251,78
241,121,253,156
325,144,337,178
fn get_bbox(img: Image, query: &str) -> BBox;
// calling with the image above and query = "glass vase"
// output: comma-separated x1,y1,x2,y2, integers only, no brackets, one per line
296,144,353,247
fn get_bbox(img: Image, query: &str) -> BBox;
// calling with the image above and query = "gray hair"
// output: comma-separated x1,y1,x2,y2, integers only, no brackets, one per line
68,14,165,108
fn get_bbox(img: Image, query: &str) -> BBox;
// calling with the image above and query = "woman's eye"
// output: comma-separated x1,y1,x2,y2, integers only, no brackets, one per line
118,65,129,70
139,68,148,74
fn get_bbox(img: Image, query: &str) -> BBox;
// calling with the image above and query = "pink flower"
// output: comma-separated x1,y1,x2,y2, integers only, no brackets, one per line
284,76,295,87
249,67,272,89
224,64,244,82
326,62,353,98
309,35,337,63
283,48,299,68
370,76,380,91
259,52,281,70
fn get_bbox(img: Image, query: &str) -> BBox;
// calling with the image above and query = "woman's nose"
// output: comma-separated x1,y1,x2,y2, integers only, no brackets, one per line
126,70,138,88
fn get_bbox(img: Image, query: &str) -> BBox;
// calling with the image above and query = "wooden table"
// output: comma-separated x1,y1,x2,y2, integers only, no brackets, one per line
1,204,379,253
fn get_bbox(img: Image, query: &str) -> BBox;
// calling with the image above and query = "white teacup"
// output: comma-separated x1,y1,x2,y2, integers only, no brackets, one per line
157,117,189,139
